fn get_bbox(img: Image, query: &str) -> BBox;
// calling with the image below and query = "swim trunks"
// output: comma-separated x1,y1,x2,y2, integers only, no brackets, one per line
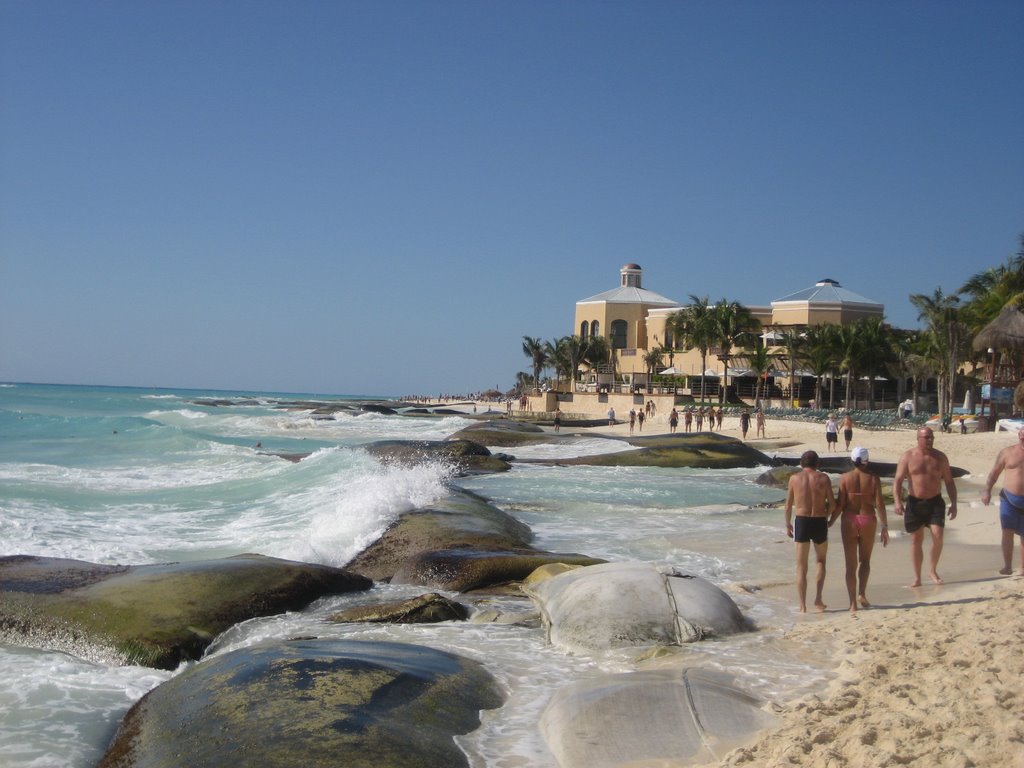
904,495,945,533
826,432,838,443
998,490,1024,536
844,429,853,442
794,516,828,544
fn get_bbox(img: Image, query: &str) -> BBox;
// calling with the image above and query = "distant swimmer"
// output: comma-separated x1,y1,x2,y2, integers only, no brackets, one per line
894,428,957,586
982,426,1024,576
785,450,838,613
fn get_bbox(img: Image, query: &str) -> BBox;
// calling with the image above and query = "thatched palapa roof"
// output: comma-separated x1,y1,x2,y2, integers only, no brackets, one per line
973,305,1024,352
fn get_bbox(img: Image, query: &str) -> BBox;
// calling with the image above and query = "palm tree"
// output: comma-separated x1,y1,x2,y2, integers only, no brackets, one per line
669,295,717,403
851,317,897,410
711,300,760,404
514,371,533,394
643,347,665,378
739,340,778,406
777,328,805,406
556,335,588,391
803,324,843,409
521,336,549,394
910,288,966,422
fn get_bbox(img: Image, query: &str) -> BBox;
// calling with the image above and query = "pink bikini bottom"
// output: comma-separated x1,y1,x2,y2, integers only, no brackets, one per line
844,514,876,532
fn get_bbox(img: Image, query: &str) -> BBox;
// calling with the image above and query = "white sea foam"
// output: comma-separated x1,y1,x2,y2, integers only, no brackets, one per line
0,384,822,767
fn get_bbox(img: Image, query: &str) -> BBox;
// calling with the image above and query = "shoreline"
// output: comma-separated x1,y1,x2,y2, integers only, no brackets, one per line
451,401,1023,766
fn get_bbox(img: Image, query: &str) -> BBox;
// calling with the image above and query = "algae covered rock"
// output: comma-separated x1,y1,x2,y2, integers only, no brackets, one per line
528,433,776,469
391,549,606,592
0,554,372,669
362,438,511,475
329,592,470,624
97,638,505,768
447,420,553,447
343,488,534,582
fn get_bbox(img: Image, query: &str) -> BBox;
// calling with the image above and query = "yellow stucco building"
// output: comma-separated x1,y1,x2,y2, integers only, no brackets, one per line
571,263,884,394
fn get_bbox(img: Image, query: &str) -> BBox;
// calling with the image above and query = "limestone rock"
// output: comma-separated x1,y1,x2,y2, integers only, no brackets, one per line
97,638,504,768
0,554,372,669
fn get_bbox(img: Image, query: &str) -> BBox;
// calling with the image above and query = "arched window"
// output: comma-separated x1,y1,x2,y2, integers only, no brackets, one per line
591,321,600,338
610,320,628,349
580,321,589,339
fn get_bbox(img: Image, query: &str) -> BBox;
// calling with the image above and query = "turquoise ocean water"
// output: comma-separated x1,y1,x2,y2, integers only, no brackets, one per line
0,382,819,767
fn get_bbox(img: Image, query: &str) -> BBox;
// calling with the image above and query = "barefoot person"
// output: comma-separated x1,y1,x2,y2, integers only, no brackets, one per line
981,426,1024,576
893,427,958,586
785,450,838,613
837,447,889,611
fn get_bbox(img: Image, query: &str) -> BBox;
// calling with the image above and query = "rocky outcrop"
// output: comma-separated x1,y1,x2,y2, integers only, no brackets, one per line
391,549,605,592
447,420,553,447
97,638,504,768
0,554,372,669
525,433,777,469
540,668,778,768
329,592,470,624
344,488,604,591
524,562,749,654
362,439,512,475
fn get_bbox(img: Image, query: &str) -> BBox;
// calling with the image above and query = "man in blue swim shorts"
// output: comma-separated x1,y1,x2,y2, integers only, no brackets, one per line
894,428,958,587
785,450,839,612
982,427,1024,576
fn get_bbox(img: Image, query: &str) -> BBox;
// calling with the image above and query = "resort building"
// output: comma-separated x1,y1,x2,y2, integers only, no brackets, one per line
542,264,886,416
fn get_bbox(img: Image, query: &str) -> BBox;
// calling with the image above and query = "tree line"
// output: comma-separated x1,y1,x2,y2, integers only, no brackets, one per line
520,235,1024,417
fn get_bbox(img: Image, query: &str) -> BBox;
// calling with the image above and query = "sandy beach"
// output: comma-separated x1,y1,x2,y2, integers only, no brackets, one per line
471,403,1024,767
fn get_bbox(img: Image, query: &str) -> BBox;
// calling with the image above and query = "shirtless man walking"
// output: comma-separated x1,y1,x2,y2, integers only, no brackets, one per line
837,447,889,611
785,450,838,612
981,426,1024,576
894,427,958,586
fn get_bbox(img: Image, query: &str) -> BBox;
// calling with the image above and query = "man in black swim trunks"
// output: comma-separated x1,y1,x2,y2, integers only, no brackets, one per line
894,427,958,587
785,450,839,612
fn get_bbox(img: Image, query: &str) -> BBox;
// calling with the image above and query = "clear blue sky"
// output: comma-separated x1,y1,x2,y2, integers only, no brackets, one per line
2,1,1021,396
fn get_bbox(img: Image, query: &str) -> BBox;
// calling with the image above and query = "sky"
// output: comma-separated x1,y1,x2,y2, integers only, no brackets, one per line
1,1,1021,397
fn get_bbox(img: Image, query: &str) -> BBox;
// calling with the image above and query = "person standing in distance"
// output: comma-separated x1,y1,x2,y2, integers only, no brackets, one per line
785,450,839,613
894,427,957,586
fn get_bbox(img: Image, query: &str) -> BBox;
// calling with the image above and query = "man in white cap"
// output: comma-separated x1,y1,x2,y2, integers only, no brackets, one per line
837,447,889,611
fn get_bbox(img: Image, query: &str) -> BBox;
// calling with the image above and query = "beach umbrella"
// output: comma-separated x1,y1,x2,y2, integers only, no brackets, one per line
973,305,1024,352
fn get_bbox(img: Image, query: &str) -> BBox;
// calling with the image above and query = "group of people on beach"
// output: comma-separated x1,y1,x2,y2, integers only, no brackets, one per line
784,424,1024,613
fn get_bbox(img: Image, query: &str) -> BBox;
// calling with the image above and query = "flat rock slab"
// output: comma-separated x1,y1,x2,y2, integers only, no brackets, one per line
343,488,534,582
0,554,372,669
98,638,505,768
362,439,511,475
524,561,748,653
540,668,778,768
447,421,554,447
329,592,470,624
525,433,776,469
391,549,606,592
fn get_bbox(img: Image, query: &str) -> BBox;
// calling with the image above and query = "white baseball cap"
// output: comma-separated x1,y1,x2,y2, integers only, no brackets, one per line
851,446,869,463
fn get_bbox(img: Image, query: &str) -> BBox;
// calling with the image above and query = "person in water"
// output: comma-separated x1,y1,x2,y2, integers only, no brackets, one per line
981,426,1024,576
894,427,957,587
785,450,838,613
837,447,889,611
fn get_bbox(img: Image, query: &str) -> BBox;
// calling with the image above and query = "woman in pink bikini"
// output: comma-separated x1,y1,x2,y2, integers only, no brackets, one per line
837,447,889,611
